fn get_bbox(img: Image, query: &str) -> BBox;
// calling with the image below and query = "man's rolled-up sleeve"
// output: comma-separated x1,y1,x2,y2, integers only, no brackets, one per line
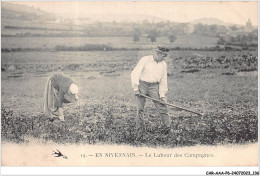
159,62,168,98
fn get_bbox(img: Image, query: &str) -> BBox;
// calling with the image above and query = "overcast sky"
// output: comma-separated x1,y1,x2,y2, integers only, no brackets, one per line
11,1,258,25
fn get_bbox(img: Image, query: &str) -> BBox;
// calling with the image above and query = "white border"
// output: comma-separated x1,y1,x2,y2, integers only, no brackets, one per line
1,167,259,175
1,0,259,175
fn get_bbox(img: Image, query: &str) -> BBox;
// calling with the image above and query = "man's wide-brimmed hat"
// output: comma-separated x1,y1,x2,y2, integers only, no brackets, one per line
153,46,169,55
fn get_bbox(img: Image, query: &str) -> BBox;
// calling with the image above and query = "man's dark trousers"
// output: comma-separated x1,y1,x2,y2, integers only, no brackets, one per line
136,80,172,130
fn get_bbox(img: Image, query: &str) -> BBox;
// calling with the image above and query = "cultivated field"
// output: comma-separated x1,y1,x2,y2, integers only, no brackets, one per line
1,48,258,148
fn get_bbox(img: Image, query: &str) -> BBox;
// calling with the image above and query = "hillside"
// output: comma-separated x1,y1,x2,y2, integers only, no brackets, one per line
191,18,233,26
2,2,56,21
1,2,79,34
72,13,167,23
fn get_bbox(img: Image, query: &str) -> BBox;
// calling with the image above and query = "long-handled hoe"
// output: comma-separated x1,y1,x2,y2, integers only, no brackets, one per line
135,94,204,142
139,93,204,116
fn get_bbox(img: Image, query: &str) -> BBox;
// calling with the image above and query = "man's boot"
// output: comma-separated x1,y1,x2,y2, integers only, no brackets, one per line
161,126,173,135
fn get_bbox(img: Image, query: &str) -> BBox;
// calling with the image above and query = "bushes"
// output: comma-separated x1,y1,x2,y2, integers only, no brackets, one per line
1,48,42,52
1,45,257,53
171,53,258,70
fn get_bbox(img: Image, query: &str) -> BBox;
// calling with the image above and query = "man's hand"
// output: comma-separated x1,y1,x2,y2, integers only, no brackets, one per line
160,97,167,104
134,90,141,96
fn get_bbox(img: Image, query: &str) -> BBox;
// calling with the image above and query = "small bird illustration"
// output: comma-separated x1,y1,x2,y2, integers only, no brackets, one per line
52,149,68,159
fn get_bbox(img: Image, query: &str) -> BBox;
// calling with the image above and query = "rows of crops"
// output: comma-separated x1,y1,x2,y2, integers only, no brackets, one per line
1,50,257,73
1,96,257,147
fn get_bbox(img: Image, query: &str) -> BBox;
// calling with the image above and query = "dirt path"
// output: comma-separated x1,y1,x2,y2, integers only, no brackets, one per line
2,142,258,166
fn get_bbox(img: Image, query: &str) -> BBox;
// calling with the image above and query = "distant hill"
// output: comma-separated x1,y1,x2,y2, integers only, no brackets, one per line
2,2,167,24
2,2,56,21
1,2,78,34
2,2,168,25
191,18,236,26
60,13,168,23
106,13,167,23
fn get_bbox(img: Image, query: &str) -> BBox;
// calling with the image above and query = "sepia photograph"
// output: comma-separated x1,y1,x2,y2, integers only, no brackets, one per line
1,1,258,172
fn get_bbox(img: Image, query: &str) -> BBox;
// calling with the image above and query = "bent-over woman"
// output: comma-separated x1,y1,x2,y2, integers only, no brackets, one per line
44,73,79,121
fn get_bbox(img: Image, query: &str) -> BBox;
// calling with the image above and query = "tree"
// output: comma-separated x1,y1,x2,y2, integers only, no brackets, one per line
147,29,158,43
241,34,247,42
230,36,236,42
168,35,177,44
230,25,238,31
132,28,141,43
209,25,217,35
247,33,254,42
193,23,205,35
217,36,225,45
148,35,156,43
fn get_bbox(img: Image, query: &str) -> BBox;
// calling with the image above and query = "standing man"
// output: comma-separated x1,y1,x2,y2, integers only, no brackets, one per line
131,46,172,134
44,73,79,122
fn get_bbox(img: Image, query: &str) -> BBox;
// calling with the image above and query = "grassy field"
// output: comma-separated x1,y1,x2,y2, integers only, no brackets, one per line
1,49,258,148
1,35,218,49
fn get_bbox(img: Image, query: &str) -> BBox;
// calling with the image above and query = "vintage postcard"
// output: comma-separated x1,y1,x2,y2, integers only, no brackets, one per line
1,1,258,170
